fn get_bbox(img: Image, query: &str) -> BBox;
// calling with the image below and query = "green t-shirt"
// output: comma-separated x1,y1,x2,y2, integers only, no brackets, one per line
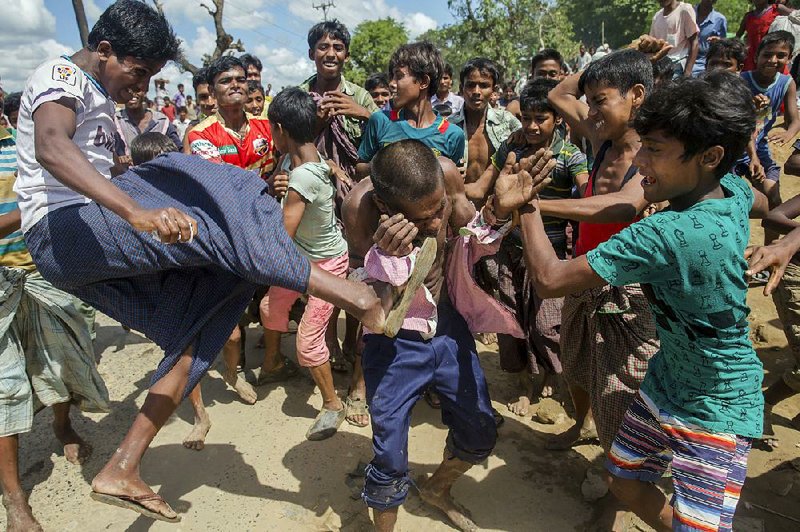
587,174,763,438
282,155,347,261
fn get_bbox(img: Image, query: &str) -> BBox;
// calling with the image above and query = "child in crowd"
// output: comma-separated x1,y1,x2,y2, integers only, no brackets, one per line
2,92,20,130
705,38,746,73
245,80,266,117
430,63,465,117
734,30,800,210
130,131,179,166
736,0,795,71
530,48,565,81
357,42,466,176
172,106,191,141
648,0,700,78
543,49,659,456
520,71,767,532
471,78,589,415
364,72,392,110
260,87,351,440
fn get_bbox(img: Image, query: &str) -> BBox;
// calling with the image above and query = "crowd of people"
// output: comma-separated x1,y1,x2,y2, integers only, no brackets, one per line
4,0,800,531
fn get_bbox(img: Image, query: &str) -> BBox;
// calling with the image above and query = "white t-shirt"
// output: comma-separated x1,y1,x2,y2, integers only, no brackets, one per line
649,2,699,62
14,57,116,233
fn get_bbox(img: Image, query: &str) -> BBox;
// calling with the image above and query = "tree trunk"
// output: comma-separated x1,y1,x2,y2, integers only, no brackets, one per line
72,0,90,48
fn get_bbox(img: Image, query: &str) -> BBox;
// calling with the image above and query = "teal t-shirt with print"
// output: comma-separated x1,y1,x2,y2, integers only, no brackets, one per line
586,174,762,438
357,109,465,166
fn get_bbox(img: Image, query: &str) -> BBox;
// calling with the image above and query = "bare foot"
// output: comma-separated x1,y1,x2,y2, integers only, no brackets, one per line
3,491,43,532
508,372,535,416
53,422,92,465
507,395,532,416
345,388,370,427
540,374,555,399
545,419,599,451
183,411,211,451
91,469,178,521
586,494,629,532
223,371,257,405
417,475,477,532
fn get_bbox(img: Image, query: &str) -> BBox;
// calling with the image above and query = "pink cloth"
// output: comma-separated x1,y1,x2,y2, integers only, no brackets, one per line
363,246,438,336
260,252,349,367
357,212,524,338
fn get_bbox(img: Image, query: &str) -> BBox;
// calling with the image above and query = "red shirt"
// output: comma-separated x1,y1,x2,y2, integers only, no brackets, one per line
743,5,781,71
188,113,275,177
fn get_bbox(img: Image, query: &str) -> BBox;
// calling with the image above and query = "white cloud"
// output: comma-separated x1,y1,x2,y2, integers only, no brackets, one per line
403,12,437,38
251,44,314,91
286,0,438,38
0,1,72,92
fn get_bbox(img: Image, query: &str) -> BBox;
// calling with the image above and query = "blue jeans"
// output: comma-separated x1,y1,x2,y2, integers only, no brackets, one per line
361,303,497,510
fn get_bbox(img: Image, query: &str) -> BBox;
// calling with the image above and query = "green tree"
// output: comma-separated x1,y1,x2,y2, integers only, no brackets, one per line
344,18,409,86
557,0,652,49
716,0,755,35
420,1,578,87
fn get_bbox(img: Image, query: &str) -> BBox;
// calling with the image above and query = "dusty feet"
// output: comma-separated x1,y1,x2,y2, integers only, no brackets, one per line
586,494,629,532
223,370,257,405
53,421,92,465
345,387,370,427
3,491,43,532
508,372,536,417
91,469,179,522
183,409,211,451
417,475,478,532
545,418,599,451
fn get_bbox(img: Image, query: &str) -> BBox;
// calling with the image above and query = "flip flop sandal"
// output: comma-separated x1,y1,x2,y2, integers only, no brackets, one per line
748,270,770,286
90,491,180,523
254,358,298,386
344,395,370,427
306,406,346,441
384,237,438,338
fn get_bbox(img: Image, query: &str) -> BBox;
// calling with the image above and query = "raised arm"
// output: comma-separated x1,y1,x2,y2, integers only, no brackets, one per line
34,99,196,243
547,72,593,144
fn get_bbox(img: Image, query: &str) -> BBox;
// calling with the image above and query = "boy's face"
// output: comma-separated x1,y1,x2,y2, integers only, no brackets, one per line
756,43,791,78
532,59,562,80
440,73,453,94
634,131,718,204
245,90,265,116
97,43,165,104
246,65,261,83
461,69,494,112
124,90,146,111
377,184,447,241
392,66,426,108
212,67,247,109
706,54,741,73
369,86,391,108
310,34,348,81
179,109,187,121
584,81,641,141
196,82,217,116
521,109,560,148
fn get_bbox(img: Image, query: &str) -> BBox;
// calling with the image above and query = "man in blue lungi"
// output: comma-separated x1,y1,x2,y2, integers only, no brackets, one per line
13,1,415,523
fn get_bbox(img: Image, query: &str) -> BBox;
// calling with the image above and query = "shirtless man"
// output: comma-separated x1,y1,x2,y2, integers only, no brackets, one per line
449,58,521,202
342,139,554,531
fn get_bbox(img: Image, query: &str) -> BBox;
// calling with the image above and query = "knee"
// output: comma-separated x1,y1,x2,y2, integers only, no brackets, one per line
605,472,641,504
363,463,410,510
227,326,242,344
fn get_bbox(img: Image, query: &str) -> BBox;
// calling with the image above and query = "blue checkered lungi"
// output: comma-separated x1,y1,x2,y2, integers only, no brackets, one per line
24,153,311,395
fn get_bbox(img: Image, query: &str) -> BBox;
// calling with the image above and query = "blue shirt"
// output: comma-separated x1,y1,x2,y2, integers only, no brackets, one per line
358,109,466,166
693,6,728,76
587,174,763,438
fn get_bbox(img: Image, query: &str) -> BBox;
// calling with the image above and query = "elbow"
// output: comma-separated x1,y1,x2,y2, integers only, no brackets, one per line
528,265,563,299
785,157,800,177
762,213,785,232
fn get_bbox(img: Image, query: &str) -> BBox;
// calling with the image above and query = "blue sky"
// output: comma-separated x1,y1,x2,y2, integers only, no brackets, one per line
0,0,454,95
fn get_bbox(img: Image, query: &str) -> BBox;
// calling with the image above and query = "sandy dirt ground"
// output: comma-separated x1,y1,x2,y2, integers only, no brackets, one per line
4,144,800,532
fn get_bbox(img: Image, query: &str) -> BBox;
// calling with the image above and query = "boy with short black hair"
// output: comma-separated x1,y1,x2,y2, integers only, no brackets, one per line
357,42,465,177
472,78,588,415
364,72,391,109
130,131,179,165
706,38,746,73
430,63,465,117
544,49,660,456
734,30,800,210
520,70,767,532
531,48,565,80
245,80,266,116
